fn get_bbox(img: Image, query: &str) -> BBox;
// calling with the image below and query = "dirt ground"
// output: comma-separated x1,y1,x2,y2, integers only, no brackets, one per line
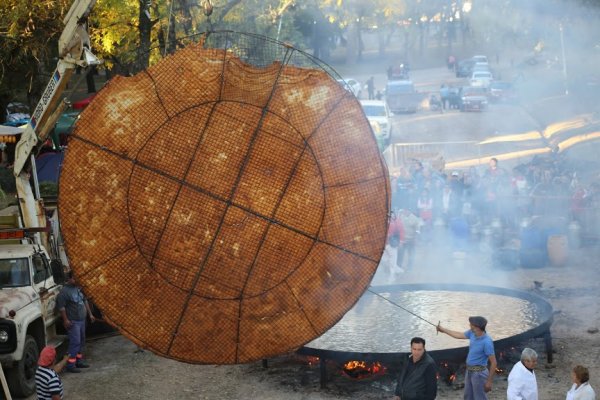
22,242,598,400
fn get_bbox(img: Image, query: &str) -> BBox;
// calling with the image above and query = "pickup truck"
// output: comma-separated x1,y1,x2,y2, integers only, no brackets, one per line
458,86,488,112
385,80,424,114
0,0,100,396
0,208,66,397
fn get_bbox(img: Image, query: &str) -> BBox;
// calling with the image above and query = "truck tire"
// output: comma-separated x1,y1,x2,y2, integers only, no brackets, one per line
6,335,39,397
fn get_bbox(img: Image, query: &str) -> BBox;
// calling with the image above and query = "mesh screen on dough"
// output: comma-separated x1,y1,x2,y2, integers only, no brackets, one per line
58,32,390,364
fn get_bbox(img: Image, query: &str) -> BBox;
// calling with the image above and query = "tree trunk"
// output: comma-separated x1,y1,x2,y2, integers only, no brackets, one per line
377,14,385,57
167,13,178,55
86,66,97,93
136,0,152,72
419,23,425,55
215,0,243,25
345,21,359,64
177,0,194,36
357,22,364,62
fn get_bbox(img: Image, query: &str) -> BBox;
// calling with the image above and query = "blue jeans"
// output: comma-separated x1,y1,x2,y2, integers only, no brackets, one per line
397,239,415,269
464,369,489,400
67,319,86,367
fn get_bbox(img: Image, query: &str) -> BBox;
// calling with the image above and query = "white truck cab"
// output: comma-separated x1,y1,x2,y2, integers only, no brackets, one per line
0,238,65,397
0,0,99,396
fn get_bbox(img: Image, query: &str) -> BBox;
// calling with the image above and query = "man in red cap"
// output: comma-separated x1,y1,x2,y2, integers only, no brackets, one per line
35,346,68,400
436,316,497,400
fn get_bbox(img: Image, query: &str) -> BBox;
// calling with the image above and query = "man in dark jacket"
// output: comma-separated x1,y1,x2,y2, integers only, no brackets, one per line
394,337,438,400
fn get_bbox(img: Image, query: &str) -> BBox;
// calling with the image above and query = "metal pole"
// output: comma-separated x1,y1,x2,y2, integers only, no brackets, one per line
0,365,12,399
559,23,568,95
319,357,327,388
30,155,41,200
276,15,284,41
544,330,554,363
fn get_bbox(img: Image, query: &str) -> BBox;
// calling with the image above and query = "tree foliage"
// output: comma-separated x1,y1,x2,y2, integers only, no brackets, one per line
3,0,599,120
0,0,72,121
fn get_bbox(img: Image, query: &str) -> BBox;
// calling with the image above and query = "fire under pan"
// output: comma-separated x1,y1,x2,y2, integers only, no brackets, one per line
298,284,553,384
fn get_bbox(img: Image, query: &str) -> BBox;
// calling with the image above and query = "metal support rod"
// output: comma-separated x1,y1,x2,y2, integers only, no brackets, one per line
319,357,327,389
30,155,40,200
0,365,12,399
544,330,553,363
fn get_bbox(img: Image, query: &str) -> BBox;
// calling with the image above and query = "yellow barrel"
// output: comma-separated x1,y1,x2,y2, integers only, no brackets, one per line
547,235,569,266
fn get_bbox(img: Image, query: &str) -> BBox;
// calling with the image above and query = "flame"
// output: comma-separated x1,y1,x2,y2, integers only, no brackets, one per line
439,361,458,385
342,360,386,379
301,356,319,366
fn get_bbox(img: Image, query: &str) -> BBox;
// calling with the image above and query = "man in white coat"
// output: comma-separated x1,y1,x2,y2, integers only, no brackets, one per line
507,348,539,400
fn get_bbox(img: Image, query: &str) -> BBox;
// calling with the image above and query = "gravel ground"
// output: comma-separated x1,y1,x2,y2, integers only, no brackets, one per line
20,244,598,400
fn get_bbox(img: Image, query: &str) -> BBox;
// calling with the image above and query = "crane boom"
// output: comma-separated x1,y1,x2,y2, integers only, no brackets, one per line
12,0,100,232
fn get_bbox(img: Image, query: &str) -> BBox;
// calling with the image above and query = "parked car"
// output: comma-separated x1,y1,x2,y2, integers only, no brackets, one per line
470,71,493,88
336,78,362,98
488,81,518,103
458,86,488,111
385,80,423,113
360,99,393,142
387,63,410,80
3,102,30,127
456,59,475,77
472,55,489,64
472,62,490,72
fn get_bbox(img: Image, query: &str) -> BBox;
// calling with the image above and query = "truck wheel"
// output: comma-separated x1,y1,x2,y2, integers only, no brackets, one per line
6,335,39,397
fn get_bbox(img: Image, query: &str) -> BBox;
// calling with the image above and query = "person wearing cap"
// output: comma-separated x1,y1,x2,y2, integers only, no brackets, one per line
507,347,538,400
56,271,96,372
436,316,497,400
35,346,67,399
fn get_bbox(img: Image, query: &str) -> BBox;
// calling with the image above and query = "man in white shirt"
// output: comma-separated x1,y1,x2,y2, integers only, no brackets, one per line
397,208,422,270
507,347,538,400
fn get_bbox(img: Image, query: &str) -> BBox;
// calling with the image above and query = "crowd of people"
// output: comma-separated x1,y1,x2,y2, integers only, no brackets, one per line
386,153,600,265
393,316,596,400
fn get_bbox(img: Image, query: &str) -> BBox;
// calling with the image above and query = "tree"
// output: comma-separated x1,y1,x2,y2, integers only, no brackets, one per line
0,0,71,121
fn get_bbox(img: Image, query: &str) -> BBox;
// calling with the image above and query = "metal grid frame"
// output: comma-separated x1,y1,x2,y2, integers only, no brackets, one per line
58,32,390,364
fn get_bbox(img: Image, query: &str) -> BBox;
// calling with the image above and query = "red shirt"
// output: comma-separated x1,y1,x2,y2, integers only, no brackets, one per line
388,217,405,242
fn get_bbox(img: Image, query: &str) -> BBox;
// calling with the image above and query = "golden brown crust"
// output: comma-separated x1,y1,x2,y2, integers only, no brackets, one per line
59,41,390,364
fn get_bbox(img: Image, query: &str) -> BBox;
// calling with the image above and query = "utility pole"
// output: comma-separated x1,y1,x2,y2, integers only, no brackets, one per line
559,23,568,95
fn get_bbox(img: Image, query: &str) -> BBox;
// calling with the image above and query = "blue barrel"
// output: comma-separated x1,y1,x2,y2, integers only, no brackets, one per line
519,226,547,268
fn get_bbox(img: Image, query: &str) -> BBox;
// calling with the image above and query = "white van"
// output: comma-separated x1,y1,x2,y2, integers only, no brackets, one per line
470,71,493,88
472,55,488,64
360,100,392,141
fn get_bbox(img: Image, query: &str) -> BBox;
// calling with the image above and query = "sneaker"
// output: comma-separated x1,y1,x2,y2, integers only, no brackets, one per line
76,361,90,368
66,367,81,373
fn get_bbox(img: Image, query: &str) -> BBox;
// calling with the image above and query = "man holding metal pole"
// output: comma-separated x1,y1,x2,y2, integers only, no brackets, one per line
436,316,497,400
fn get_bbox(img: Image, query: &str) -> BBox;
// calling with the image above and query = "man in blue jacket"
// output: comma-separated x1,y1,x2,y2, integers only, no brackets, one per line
56,272,96,372
394,337,438,400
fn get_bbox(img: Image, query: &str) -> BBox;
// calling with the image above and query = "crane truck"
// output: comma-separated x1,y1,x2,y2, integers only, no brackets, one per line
0,0,99,396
